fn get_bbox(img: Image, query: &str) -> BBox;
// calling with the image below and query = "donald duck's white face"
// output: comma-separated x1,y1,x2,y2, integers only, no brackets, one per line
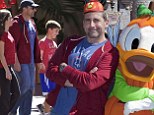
117,18,154,82
119,24,154,52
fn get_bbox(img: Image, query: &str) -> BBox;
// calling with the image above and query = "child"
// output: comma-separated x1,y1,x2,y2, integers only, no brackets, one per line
37,20,61,114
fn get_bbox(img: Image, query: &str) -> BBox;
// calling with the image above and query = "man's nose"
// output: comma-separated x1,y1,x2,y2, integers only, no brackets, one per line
90,21,95,27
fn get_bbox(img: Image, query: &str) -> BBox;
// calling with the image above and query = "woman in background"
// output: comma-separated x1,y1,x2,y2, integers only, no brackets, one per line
0,9,20,115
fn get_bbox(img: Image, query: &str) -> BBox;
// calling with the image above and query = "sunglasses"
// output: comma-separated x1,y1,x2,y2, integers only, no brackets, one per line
27,6,35,10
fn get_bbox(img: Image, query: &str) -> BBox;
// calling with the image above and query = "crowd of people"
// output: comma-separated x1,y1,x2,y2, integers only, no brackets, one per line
0,0,120,115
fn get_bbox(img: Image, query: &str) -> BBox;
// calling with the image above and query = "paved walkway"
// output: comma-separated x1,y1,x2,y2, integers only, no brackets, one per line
31,83,45,115
15,83,45,115
31,96,45,115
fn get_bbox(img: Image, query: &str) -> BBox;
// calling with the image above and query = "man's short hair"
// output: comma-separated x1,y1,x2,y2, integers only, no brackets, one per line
45,20,61,31
19,0,39,9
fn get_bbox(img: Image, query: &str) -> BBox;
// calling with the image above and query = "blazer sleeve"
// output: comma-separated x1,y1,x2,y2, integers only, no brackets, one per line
34,36,41,63
9,21,21,51
46,38,69,86
62,47,119,92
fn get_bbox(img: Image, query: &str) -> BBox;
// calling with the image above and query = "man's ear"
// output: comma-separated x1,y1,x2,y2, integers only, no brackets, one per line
105,20,109,28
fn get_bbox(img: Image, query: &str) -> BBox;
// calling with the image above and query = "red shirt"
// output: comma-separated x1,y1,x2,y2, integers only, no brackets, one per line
0,32,15,68
39,37,57,73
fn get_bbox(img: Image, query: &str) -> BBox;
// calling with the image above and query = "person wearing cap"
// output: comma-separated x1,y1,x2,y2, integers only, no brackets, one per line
45,0,119,115
37,20,61,114
9,0,42,114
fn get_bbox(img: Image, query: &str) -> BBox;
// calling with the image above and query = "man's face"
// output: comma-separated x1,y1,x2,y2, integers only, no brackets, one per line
24,6,37,18
83,12,108,39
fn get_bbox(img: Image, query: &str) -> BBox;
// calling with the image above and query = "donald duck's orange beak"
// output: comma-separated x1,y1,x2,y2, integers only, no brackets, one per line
117,44,154,82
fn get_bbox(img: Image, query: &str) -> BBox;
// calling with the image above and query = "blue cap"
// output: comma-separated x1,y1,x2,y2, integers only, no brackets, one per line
19,0,39,9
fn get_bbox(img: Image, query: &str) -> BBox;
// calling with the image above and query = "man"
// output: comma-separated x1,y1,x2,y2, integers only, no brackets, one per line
9,0,42,114
46,0,119,115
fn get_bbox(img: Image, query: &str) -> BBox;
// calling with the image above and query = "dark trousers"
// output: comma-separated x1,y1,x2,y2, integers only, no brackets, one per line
0,67,20,115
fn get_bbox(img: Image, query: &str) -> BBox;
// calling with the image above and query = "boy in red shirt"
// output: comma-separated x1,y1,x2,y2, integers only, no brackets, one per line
38,20,61,114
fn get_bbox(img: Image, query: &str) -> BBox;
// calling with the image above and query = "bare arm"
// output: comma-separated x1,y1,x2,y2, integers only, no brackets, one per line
0,41,12,80
39,49,45,70
37,41,46,72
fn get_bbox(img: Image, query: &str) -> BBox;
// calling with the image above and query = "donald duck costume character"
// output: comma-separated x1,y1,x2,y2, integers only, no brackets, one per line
105,4,154,115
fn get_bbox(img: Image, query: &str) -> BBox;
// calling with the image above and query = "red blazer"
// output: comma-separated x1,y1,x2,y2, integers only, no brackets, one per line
46,35,119,115
9,14,41,64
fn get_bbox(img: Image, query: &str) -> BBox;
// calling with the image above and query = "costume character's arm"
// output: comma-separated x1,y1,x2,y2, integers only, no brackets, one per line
112,69,154,102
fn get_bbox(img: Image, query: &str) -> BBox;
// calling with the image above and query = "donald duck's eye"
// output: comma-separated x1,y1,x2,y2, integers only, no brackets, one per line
151,43,154,53
131,38,139,49
124,25,140,51
119,24,141,51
